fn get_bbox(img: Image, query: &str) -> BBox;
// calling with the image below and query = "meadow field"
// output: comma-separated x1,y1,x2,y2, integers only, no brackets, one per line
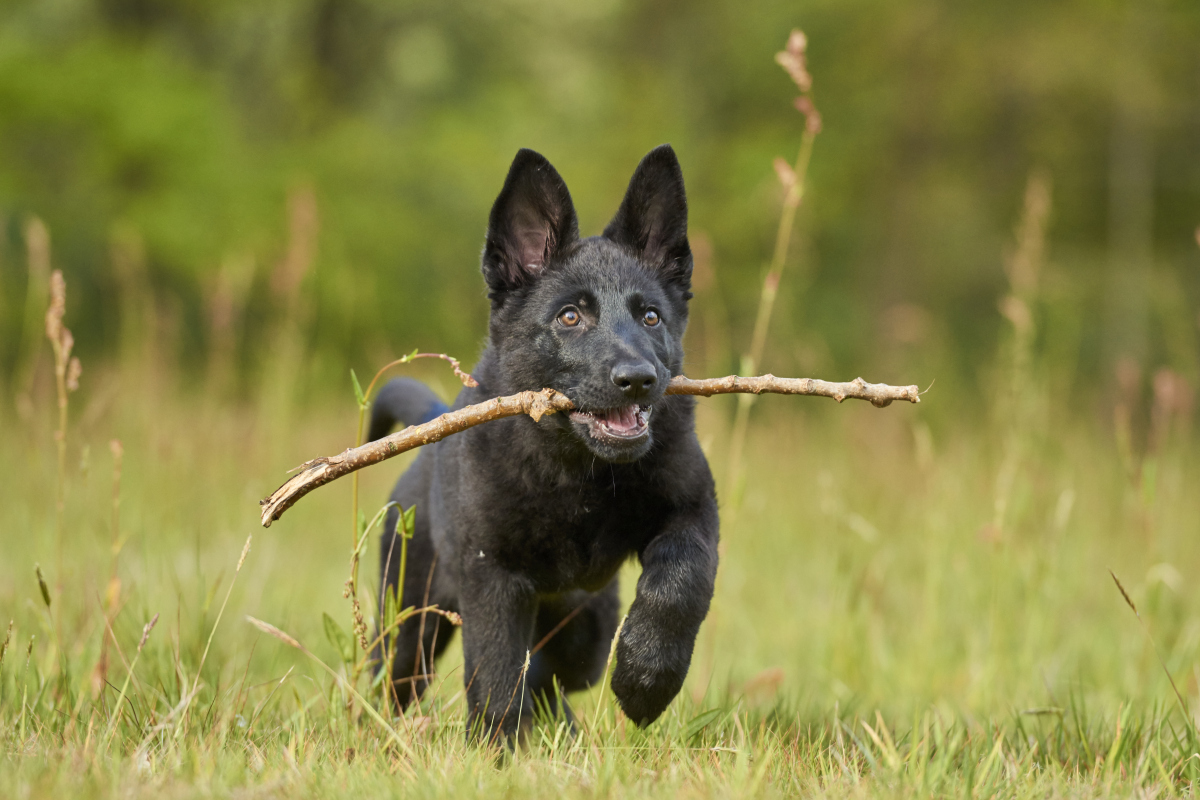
1,259,1198,797
3,2,1200,796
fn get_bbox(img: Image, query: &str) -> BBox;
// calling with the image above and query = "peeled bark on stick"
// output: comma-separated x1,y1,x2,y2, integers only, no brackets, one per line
259,374,919,527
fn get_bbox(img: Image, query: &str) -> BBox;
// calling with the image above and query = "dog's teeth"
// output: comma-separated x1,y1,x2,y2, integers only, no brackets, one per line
573,404,650,439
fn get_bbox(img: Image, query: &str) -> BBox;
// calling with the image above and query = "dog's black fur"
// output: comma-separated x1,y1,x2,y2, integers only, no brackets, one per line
371,145,719,742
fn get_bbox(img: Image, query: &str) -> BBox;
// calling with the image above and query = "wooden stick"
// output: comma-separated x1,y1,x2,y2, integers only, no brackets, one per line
259,374,919,527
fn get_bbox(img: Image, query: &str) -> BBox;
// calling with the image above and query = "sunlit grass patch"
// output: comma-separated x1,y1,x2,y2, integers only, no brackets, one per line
1,372,1198,797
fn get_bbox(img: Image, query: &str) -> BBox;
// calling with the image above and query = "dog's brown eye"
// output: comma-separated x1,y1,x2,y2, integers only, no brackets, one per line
558,308,581,327
643,309,660,326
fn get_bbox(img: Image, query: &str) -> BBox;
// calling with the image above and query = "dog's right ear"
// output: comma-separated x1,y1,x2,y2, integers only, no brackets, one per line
482,149,579,297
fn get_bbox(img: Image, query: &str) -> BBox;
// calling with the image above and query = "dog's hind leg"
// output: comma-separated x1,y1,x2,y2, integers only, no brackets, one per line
375,463,457,713
378,538,458,712
526,579,620,722
385,598,456,713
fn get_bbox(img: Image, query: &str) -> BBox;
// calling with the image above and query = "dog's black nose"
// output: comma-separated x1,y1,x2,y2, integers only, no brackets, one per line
611,362,657,400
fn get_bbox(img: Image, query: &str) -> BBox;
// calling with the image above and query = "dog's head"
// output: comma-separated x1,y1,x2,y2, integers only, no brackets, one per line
481,145,693,463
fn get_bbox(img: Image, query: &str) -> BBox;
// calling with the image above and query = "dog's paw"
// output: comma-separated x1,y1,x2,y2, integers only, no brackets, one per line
610,624,690,727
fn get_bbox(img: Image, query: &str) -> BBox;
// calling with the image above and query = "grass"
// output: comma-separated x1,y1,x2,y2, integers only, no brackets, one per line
1,31,1196,795
1,347,1198,798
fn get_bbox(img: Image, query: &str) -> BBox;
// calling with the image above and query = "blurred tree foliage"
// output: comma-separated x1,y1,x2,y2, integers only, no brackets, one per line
1,0,1198,407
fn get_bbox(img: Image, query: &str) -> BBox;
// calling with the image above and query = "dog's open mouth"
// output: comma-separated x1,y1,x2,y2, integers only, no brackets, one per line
569,405,652,441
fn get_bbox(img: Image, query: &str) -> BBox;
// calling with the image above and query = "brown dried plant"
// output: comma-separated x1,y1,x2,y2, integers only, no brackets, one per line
725,29,823,508
206,254,256,399
90,439,126,700
110,226,156,383
45,266,82,586
0,621,13,672
101,612,158,750
989,172,1052,541
260,184,319,448
1109,571,1195,737
244,614,416,771
341,352,479,701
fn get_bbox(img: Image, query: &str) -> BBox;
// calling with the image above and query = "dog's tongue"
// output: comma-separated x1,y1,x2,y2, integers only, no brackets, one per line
602,406,639,432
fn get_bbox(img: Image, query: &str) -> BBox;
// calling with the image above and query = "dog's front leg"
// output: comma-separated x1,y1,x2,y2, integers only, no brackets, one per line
460,559,537,745
611,505,719,726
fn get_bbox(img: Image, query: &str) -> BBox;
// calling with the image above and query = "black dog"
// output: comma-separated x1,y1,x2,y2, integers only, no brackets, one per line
371,145,719,742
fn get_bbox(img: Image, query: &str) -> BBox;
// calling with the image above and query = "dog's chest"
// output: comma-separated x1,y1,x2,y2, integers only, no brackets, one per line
492,478,660,593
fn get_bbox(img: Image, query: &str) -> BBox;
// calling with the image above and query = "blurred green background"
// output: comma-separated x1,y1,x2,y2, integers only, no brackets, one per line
3,0,1199,415
2,5,1200,794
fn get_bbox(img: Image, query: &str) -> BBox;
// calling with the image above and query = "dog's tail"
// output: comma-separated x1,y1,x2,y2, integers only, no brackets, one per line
367,378,450,441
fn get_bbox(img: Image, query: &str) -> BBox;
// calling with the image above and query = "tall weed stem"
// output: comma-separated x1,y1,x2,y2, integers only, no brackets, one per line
726,30,821,507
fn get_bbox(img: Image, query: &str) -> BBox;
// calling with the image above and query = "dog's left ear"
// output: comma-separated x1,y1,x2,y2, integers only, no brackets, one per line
604,144,692,290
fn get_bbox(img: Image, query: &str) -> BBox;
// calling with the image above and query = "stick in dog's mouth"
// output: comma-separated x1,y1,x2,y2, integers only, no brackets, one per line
260,376,921,528
569,405,652,440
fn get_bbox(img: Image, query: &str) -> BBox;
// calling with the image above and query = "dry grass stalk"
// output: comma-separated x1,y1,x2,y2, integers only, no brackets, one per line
342,354,479,702
344,503,397,671
592,615,628,729
352,352,478,548
1148,369,1193,456
726,28,823,507
45,268,82,582
34,564,51,609
110,226,158,386
271,185,318,306
138,613,159,650
179,535,253,727
260,185,319,449
359,606,462,669
491,649,533,748
107,439,124,601
990,171,1052,539
530,600,590,656
244,615,416,767
205,254,256,398
0,621,12,670
1108,571,1194,733
102,612,159,749
260,373,919,527
343,501,416,697
93,440,125,700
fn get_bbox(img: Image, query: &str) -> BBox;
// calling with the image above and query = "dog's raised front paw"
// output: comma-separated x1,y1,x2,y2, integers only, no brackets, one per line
610,627,690,726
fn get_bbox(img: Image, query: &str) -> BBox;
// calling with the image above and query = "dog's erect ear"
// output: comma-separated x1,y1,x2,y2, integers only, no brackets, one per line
482,149,579,295
604,144,692,289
